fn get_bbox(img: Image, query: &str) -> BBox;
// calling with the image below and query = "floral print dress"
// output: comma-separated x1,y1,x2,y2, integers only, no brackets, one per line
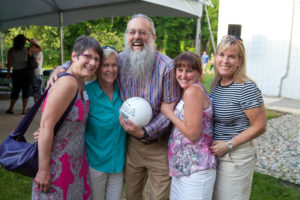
32,91,90,200
168,82,217,177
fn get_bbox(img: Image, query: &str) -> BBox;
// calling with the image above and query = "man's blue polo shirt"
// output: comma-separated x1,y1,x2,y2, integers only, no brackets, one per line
85,80,126,173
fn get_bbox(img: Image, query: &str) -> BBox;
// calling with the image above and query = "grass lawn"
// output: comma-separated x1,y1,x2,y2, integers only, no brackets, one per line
1,166,300,200
250,172,300,200
0,167,32,200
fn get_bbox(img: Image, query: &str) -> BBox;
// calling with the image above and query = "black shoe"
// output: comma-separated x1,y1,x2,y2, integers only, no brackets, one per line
6,109,13,114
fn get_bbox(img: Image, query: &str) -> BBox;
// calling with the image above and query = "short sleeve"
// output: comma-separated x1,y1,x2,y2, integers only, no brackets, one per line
240,81,264,110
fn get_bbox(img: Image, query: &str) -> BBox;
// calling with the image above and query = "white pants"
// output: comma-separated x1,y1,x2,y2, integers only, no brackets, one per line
213,141,256,200
170,169,216,200
88,166,124,200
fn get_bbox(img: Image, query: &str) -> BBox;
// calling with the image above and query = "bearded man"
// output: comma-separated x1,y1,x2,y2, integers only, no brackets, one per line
117,14,180,200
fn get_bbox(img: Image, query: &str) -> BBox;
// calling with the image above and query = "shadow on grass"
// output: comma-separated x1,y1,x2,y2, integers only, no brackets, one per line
0,167,31,200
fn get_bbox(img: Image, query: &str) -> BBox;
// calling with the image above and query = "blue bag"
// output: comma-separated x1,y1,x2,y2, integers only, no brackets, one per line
0,73,78,177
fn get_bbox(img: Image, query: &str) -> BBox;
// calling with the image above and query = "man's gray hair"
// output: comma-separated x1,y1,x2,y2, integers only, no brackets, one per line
126,13,156,35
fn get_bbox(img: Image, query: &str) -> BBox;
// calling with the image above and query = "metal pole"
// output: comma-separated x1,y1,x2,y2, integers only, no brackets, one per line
0,32,3,69
204,4,216,52
195,17,201,55
279,0,295,97
59,12,64,64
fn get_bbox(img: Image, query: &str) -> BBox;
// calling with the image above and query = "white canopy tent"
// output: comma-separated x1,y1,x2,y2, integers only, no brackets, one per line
0,0,208,65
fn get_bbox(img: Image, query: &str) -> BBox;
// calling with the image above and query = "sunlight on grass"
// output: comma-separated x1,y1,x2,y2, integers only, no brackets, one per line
250,172,300,200
266,109,284,120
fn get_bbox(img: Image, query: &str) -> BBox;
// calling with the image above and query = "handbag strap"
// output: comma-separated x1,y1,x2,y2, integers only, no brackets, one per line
10,72,78,138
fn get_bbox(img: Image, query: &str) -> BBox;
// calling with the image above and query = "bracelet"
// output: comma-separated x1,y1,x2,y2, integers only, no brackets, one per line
137,128,148,142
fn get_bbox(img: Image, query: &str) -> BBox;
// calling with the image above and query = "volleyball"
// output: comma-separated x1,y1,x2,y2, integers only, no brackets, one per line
120,97,153,127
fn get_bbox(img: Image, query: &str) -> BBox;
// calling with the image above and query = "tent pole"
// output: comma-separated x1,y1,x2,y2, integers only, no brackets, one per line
195,17,201,55
59,12,64,64
0,32,3,69
204,4,216,52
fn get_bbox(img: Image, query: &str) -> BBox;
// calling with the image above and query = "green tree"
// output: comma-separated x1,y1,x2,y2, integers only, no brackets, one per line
1,1,219,67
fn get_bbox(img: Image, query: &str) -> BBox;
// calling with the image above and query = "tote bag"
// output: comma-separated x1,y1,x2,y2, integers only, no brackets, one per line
0,73,78,177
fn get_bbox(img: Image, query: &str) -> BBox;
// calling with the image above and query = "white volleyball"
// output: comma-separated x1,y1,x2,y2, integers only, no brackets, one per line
120,97,153,127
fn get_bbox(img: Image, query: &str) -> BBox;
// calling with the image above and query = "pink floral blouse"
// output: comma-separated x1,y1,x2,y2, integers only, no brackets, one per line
168,82,217,177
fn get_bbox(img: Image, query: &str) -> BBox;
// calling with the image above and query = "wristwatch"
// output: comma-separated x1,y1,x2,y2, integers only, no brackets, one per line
227,140,233,151
137,128,149,142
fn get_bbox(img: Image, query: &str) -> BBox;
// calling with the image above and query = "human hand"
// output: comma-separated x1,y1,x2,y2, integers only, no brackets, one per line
46,67,66,89
161,102,176,118
34,168,51,193
210,140,229,157
33,128,40,142
119,115,144,138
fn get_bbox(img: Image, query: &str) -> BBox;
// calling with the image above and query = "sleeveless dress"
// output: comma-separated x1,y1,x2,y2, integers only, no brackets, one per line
32,91,91,200
168,82,217,177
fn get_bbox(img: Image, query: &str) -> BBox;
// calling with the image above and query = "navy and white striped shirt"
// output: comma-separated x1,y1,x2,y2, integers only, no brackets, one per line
210,80,264,141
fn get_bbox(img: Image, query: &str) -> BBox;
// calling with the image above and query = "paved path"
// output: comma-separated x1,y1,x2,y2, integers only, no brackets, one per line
264,96,300,114
0,97,38,143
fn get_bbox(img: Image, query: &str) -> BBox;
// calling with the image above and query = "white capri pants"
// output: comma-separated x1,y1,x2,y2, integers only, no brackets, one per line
170,168,216,200
213,141,257,200
88,166,124,200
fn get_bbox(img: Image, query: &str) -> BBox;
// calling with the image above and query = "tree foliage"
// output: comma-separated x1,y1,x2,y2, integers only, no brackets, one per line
0,0,219,68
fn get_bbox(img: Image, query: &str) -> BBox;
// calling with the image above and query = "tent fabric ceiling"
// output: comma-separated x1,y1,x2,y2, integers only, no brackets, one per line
0,0,203,31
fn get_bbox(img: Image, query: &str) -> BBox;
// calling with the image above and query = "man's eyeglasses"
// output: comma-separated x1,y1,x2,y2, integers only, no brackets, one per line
102,46,117,52
80,53,100,63
222,35,243,43
127,29,152,36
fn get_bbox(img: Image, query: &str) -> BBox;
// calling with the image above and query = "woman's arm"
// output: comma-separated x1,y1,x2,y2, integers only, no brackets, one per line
161,85,206,142
231,104,267,147
34,76,78,193
211,104,267,157
6,48,13,79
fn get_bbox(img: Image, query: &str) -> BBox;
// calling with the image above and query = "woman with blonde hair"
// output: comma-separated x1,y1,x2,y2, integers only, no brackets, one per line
210,35,267,200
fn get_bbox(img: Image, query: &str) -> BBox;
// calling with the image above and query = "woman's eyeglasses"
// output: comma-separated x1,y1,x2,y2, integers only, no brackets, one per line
102,63,119,69
80,53,100,63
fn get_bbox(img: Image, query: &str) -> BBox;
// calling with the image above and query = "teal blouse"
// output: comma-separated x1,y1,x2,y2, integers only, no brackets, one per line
85,80,126,173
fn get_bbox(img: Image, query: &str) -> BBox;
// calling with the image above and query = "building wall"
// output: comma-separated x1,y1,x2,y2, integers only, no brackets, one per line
218,0,300,99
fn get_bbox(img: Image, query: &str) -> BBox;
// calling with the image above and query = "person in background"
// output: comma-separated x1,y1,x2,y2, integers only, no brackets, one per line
85,46,126,200
118,14,180,200
209,53,215,72
32,35,102,199
29,38,44,102
210,35,267,200
201,50,209,73
6,34,33,114
161,52,216,200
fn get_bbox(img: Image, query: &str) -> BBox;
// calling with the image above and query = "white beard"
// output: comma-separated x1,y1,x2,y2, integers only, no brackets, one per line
121,38,156,80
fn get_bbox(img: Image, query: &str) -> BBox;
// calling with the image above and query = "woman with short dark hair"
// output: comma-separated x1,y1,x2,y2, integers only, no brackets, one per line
32,35,102,199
